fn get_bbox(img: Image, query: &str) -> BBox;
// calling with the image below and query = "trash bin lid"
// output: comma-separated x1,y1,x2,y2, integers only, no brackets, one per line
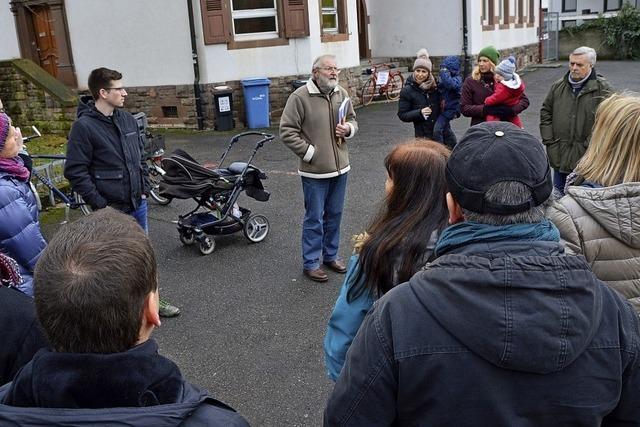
241,78,271,87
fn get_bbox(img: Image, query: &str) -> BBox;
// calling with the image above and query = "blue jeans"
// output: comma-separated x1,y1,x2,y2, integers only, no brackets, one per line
301,174,348,270
433,116,457,149
553,170,569,196
130,199,148,234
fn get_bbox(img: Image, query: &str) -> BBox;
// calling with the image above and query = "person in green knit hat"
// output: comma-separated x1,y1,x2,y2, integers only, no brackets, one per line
460,45,529,127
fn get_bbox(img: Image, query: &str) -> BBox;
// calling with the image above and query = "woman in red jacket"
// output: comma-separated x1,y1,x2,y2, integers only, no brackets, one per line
460,46,529,127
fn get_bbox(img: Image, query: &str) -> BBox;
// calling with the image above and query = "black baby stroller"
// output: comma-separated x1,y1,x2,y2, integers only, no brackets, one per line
159,132,273,255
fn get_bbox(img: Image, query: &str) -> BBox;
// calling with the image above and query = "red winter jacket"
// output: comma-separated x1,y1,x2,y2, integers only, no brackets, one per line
485,74,526,128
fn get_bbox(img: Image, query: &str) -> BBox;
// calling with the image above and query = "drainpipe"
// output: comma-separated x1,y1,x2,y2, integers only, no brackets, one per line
187,0,204,130
461,0,471,78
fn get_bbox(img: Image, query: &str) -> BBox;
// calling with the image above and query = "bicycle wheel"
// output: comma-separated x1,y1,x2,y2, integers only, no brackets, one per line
148,167,171,205
385,73,404,101
73,192,93,216
361,78,376,106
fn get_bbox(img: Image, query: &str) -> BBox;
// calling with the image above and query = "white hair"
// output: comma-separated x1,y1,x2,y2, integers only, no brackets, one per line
571,46,597,65
312,54,337,72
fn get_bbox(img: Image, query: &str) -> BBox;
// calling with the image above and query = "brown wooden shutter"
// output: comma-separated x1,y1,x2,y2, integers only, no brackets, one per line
200,0,231,44
283,0,309,38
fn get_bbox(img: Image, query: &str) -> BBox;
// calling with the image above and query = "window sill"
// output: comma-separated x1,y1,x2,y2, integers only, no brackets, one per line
499,24,510,29
482,24,496,31
321,33,349,43
227,37,289,50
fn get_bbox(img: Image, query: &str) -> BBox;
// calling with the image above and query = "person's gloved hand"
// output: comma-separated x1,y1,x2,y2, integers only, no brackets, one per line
484,105,516,119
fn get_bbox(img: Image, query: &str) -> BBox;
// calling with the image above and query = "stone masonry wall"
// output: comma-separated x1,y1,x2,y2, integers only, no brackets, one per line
0,62,76,134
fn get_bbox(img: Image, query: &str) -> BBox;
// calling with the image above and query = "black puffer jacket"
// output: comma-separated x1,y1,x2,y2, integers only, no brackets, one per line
397,76,441,139
64,96,149,211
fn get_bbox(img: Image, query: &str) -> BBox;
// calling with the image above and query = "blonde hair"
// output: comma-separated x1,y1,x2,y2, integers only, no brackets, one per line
575,92,640,186
471,59,496,81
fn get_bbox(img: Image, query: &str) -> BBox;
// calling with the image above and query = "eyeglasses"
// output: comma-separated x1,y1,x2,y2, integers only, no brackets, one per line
105,87,127,93
317,67,341,74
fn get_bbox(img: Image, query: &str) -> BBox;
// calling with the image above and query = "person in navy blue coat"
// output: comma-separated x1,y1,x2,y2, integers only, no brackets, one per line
0,112,46,296
434,56,462,148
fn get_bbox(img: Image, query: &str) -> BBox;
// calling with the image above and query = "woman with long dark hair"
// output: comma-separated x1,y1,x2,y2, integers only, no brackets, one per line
324,139,450,381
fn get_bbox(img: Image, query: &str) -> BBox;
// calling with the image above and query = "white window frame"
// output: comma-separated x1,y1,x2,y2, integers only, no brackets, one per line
321,0,339,33
231,0,279,41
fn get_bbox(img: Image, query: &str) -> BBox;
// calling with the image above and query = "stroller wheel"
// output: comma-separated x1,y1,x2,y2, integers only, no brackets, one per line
243,214,269,243
199,236,216,255
180,231,195,246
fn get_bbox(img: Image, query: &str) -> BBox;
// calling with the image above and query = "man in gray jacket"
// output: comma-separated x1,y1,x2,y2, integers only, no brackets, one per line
0,209,249,426
280,55,358,282
540,46,613,194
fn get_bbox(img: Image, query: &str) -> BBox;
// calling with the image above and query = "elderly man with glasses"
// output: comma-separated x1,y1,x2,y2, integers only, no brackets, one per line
64,67,180,317
280,55,358,282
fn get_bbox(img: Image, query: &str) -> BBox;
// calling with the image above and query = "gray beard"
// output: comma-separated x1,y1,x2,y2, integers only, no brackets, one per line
316,76,338,93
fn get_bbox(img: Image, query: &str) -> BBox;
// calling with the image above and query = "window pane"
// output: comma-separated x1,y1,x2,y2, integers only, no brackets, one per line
321,0,336,8
232,0,274,11
234,16,277,33
322,14,337,30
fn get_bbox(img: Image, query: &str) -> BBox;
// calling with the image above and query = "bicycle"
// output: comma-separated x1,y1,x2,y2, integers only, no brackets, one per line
360,61,405,106
20,126,91,223
134,112,171,206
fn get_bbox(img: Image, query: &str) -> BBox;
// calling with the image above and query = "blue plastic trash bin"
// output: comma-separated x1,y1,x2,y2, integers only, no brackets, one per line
241,78,271,129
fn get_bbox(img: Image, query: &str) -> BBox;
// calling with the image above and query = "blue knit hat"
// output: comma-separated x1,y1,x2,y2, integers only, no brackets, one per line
495,56,516,80
442,56,460,75
0,112,10,150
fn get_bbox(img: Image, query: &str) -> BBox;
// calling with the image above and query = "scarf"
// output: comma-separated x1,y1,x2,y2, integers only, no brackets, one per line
567,70,592,94
434,219,560,257
0,155,30,181
419,73,437,91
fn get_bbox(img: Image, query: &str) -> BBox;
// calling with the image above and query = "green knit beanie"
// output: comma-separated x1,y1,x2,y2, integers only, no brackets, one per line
478,45,500,66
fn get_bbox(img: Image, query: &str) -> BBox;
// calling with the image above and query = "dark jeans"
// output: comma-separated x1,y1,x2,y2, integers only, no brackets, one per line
433,116,457,149
301,174,348,270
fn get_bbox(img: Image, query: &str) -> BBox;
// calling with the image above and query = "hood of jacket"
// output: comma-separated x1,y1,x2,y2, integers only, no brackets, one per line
76,95,120,124
441,56,460,74
566,182,640,249
0,339,218,426
413,221,602,375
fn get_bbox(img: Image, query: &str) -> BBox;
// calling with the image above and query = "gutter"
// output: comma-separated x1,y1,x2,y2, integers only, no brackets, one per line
461,0,471,78
187,0,204,130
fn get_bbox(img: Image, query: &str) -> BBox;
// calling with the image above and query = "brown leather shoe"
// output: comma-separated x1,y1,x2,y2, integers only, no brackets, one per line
323,259,347,274
304,268,329,282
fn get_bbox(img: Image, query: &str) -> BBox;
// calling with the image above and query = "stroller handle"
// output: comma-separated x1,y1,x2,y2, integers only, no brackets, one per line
231,131,275,143
219,131,274,167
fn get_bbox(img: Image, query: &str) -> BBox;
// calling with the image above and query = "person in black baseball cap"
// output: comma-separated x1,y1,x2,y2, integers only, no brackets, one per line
445,121,553,218
325,121,640,426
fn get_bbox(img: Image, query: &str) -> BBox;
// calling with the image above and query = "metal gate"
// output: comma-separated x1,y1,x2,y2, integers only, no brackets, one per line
542,11,560,61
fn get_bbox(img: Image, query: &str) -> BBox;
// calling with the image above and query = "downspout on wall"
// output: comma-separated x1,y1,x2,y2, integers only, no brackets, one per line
461,0,471,78
187,0,204,130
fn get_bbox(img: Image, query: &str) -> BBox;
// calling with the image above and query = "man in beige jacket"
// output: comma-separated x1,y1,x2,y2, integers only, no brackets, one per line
280,55,358,282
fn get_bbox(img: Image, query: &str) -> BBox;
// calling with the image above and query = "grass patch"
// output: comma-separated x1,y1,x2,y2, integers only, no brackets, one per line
24,134,67,155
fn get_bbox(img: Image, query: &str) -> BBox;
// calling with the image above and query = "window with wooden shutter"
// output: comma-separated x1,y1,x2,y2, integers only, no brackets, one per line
283,0,309,38
200,0,231,44
320,0,348,42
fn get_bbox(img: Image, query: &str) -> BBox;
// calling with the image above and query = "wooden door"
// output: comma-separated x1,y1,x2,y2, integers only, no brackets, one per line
357,0,370,59
31,5,59,77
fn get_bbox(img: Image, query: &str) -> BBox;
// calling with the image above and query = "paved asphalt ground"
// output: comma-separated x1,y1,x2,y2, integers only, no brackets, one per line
42,61,639,426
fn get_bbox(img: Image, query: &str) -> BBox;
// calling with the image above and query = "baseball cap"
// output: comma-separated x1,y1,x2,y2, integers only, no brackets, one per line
446,122,553,215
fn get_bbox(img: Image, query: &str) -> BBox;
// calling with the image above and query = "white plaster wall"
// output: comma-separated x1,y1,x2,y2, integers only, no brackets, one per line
467,1,539,55
0,3,21,59
194,1,360,83
65,0,194,89
367,0,464,57
547,0,606,14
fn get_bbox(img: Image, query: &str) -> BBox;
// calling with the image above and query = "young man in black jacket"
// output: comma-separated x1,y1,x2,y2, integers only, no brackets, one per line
0,209,249,427
64,67,179,317
324,122,640,426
